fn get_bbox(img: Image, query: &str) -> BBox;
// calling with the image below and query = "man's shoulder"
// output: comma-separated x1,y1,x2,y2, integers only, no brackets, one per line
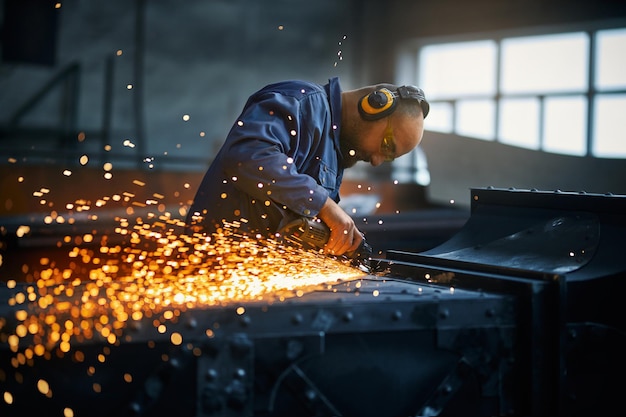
256,79,327,99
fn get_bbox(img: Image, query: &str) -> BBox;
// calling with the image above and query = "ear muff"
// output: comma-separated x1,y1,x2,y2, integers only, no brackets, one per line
358,88,397,121
358,85,430,121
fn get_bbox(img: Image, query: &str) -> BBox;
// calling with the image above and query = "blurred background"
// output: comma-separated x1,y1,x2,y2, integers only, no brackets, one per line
1,0,625,253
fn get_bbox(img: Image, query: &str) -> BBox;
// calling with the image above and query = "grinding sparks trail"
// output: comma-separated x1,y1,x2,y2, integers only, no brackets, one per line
3,218,365,357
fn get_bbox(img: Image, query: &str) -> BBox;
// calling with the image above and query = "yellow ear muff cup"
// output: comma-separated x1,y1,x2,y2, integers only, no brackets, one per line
358,88,397,121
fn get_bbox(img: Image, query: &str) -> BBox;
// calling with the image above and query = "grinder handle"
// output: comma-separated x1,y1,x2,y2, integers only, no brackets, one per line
279,217,372,269
278,217,330,249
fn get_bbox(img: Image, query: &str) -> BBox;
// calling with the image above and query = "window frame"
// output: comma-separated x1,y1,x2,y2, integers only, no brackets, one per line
395,20,626,158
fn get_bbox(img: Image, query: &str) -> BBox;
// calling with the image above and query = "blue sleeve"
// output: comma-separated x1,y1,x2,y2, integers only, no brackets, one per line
218,91,331,218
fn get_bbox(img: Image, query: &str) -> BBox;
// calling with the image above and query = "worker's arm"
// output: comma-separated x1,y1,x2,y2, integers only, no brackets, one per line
220,92,331,220
317,197,363,256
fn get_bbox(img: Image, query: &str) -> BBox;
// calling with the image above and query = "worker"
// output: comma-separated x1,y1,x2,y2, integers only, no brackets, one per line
186,77,429,256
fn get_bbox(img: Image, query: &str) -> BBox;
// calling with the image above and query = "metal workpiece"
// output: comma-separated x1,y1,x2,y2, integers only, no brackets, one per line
0,275,516,417
1,275,512,346
196,333,254,416
1,187,625,416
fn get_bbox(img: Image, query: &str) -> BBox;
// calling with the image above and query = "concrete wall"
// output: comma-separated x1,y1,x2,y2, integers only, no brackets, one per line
1,0,625,212
1,0,359,171
421,132,626,207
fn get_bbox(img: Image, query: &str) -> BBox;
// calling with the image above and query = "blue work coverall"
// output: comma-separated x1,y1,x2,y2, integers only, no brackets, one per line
186,77,345,238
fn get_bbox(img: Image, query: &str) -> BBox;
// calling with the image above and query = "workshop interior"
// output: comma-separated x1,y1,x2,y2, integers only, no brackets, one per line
1,1,626,416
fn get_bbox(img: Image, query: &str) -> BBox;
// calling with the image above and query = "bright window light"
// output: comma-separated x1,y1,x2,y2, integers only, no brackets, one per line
419,41,497,99
499,98,540,149
543,96,587,156
415,27,626,159
592,94,626,157
501,32,589,94
424,102,453,133
456,99,496,140
595,28,626,91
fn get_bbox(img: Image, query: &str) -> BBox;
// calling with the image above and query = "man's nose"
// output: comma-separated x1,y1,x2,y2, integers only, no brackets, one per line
370,154,384,167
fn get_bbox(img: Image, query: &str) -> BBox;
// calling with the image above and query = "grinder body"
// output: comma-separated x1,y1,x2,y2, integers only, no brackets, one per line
279,217,373,270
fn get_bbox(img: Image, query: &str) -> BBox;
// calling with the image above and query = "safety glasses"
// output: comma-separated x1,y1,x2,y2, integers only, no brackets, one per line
381,118,396,162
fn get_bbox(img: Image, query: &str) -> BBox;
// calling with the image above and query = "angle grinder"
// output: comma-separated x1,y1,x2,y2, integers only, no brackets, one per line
278,217,373,272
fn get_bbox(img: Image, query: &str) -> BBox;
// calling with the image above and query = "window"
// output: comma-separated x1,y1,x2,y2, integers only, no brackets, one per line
500,33,588,94
419,41,497,99
498,97,541,150
457,99,496,140
424,102,454,133
414,26,626,158
544,96,587,156
593,95,626,157
595,29,626,90
593,28,626,157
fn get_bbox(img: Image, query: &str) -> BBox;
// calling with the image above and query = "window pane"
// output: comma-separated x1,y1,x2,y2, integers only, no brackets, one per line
424,102,453,133
419,41,497,99
592,94,626,158
499,98,540,149
543,96,587,156
456,99,496,140
595,28,626,91
501,33,589,94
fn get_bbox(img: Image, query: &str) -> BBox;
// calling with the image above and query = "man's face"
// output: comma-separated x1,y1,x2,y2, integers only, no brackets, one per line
340,114,424,168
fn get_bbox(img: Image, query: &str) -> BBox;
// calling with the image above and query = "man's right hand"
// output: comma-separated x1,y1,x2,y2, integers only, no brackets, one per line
317,197,363,256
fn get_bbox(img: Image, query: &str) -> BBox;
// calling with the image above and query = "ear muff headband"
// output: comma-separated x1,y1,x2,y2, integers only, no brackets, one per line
358,88,397,121
397,85,430,118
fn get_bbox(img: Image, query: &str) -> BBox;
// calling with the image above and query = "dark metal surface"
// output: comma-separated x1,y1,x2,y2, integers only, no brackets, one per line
0,277,515,417
1,187,625,416
421,212,599,274
379,188,626,416
409,188,625,277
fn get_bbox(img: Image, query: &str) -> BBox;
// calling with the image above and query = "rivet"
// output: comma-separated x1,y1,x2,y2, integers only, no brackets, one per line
392,310,402,321
206,368,218,381
230,334,252,357
343,311,353,322
291,313,303,325
286,339,304,360
305,389,316,401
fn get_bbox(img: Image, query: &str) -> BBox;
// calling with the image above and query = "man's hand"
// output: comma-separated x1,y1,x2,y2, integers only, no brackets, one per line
317,197,363,256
